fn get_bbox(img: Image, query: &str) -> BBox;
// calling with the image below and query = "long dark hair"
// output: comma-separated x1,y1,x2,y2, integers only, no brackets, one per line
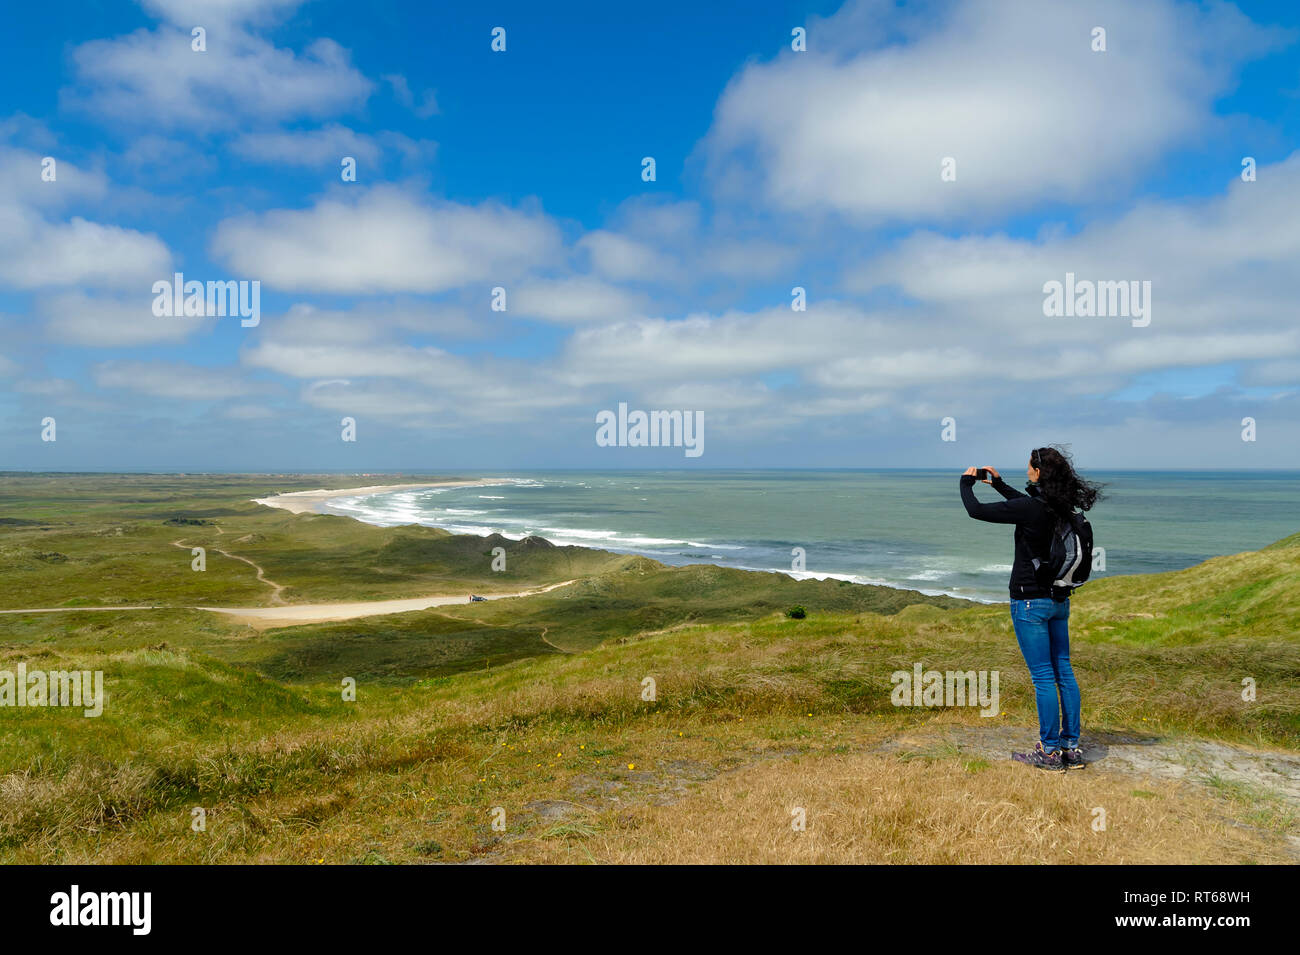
1031,445,1103,513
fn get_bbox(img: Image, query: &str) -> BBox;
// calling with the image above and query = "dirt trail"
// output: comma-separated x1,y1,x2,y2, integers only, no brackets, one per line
171,539,287,605
870,724,1300,806
1,540,577,630
538,626,574,654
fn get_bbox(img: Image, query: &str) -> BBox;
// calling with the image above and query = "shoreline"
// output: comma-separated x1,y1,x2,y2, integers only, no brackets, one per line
254,479,998,604
252,479,508,515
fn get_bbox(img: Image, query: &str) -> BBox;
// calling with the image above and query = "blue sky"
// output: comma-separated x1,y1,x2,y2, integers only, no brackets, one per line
2,0,1299,471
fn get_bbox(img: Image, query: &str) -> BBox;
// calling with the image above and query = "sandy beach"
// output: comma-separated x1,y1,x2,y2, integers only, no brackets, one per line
252,479,505,515
0,580,578,629
198,579,576,629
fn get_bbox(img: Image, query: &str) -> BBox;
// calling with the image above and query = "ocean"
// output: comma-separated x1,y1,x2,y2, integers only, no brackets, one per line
316,470,1300,603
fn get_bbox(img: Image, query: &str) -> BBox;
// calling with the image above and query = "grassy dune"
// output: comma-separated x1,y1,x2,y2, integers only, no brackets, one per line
0,474,627,607
0,474,1297,864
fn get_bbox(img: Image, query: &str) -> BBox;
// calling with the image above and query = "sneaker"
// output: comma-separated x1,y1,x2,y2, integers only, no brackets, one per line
1061,747,1086,771
1012,741,1065,772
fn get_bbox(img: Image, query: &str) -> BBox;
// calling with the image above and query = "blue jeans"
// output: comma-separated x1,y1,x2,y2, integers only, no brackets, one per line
1009,598,1080,752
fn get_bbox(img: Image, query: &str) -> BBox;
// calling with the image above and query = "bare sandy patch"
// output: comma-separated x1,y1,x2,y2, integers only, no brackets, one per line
197,580,576,629
252,480,509,515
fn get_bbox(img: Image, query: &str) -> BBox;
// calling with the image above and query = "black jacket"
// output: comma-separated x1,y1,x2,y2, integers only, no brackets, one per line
959,474,1057,599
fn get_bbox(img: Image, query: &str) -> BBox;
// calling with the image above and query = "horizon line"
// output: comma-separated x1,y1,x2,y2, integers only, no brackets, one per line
4,467,1300,476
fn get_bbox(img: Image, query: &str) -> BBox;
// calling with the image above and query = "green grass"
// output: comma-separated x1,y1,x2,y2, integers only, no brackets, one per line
0,472,717,608
1,472,1297,863
232,614,564,683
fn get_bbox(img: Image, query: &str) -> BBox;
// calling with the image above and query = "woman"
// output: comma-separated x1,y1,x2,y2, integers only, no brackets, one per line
959,447,1103,772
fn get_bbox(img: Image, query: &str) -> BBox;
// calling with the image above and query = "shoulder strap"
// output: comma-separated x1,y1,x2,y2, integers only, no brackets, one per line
1035,494,1072,525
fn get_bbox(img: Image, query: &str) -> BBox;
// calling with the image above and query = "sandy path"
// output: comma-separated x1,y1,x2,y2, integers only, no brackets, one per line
171,538,287,605
538,626,573,654
252,479,508,515
0,580,576,628
197,579,577,629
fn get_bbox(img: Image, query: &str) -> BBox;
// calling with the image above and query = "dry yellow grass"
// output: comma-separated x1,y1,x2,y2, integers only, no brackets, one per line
536,748,1291,865
6,550,1298,863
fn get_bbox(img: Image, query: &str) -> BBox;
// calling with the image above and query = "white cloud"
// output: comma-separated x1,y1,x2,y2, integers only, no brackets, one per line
223,403,275,419
232,124,381,167
579,230,675,282
703,0,1279,221
513,277,648,324
575,198,802,285
121,135,219,179
849,152,1300,343
0,210,171,290
383,74,440,118
212,186,563,293
639,379,774,414
560,148,1300,409
0,147,107,209
5,0,1295,468
239,306,584,425
254,301,480,346
245,340,454,380
0,147,172,292
41,291,209,346
292,365,574,425
699,238,799,279
231,125,436,171
92,360,256,399
1244,361,1300,389
141,0,303,27
14,378,82,397
65,22,371,129
560,304,874,387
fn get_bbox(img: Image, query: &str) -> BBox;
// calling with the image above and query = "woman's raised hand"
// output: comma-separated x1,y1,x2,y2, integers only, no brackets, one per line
982,466,1000,483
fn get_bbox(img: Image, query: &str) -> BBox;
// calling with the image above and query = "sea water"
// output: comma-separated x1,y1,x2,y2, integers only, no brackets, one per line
318,470,1300,603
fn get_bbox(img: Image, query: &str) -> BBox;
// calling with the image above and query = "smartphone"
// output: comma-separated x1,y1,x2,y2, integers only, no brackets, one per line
974,468,989,481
